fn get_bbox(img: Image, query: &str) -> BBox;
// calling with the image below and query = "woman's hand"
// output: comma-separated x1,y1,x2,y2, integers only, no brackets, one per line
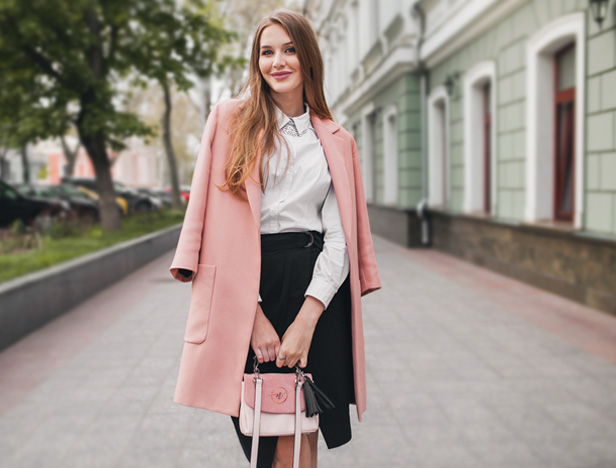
277,296,325,368
251,305,280,364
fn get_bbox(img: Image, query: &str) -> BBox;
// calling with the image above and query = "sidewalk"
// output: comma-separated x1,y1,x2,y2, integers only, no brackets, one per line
1,235,616,468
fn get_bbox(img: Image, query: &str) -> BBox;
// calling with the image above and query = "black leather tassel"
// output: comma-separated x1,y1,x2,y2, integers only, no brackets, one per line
303,379,321,417
303,376,335,417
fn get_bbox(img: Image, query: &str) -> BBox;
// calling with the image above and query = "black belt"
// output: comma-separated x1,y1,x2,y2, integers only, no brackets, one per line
260,230,323,252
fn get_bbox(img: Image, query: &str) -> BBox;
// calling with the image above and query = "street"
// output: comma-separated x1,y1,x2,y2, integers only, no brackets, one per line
1,235,616,467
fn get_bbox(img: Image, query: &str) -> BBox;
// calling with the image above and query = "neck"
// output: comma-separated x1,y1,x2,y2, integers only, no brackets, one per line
271,90,304,117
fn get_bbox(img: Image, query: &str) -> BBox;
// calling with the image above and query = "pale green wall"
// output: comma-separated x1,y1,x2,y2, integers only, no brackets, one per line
585,0,616,234
346,73,422,209
428,0,616,236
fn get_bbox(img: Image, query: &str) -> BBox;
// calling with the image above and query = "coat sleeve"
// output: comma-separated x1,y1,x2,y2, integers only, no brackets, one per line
169,102,220,282
350,137,382,296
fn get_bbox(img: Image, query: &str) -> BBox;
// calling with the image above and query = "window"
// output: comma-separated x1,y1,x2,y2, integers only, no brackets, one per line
349,3,359,68
361,105,377,202
428,87,449,208
383,106,398,205
526,13,585,227
554,44,575,222
370,0,379,45
463,61,496,214
482,83,492,213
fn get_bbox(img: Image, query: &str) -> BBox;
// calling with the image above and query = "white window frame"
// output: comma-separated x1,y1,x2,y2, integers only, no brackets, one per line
463,61,497,213
526,12,585,227
427,86,449,208
361,102,376,202
383,105,398,205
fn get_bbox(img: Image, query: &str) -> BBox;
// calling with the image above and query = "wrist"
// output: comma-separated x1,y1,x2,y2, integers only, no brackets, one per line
297,296,325,329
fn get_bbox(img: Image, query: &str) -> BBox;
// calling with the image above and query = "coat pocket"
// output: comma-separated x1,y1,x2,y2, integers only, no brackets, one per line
184,264,217,344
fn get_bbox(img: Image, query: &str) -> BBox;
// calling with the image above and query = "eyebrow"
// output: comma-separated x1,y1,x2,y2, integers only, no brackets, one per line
260,41,294,49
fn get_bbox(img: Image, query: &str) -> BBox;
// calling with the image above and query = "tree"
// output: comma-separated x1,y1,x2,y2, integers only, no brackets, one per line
0,61,53,184
125,0,238,209
0,123,10,181
60,133,81,178
0,0,234,229
122,82,203,189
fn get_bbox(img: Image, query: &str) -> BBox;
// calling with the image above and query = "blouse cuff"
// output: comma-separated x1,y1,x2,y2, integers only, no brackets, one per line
305,278,338,309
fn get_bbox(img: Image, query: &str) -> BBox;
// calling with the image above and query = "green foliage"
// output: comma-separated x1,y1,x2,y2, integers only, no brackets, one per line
0,209,185,282
0,0,236,150
0,0,238,229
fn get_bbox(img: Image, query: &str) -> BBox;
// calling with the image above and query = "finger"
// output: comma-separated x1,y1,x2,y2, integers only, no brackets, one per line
276,346,287,368
266,346,277,363
298,356,307,368
286,355,298,368
255,349,264,364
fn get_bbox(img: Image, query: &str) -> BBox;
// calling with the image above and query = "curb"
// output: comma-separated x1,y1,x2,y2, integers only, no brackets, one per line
0,224,182,351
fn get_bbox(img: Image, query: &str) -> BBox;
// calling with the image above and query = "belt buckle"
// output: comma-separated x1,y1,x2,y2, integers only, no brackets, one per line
303,231,314,248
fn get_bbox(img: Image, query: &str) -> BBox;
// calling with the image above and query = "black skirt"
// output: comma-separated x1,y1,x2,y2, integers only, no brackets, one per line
231,230,354,468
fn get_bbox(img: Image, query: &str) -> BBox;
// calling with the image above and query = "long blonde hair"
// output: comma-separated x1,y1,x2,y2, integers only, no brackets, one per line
223,9,332,200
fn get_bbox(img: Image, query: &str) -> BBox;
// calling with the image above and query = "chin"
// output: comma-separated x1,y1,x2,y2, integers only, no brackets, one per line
270,83,303,98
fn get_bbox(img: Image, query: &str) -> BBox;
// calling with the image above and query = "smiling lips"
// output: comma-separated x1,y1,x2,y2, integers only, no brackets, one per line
271,71,292,80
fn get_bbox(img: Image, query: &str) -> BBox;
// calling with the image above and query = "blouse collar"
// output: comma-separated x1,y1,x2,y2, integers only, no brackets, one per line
275,103,312,135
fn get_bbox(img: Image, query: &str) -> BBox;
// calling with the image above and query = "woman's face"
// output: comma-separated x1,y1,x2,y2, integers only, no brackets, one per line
258,24,304,102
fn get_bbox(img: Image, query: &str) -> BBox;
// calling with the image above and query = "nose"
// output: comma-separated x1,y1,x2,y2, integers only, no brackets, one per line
273,50,285,68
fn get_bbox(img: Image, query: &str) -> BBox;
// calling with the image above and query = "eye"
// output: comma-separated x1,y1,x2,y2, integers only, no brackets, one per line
285,46,296,53
261,50,273,56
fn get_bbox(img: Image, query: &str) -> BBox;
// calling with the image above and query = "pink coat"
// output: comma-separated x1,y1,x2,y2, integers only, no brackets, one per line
169,99,381,421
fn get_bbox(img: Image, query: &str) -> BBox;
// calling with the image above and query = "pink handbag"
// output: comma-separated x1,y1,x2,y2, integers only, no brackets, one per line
239,365,319,468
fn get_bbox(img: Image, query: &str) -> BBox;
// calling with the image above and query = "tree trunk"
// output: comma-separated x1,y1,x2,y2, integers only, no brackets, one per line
20,145,30,184
0,146,8,182
77,119,121,230
60,135,79,178
78,7,121,231
161,82,183,210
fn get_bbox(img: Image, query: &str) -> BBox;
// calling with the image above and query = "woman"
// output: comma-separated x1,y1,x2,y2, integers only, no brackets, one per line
169,9,381,468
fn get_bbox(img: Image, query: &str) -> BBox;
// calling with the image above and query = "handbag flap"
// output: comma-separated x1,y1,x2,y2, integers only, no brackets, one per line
243,373,309,414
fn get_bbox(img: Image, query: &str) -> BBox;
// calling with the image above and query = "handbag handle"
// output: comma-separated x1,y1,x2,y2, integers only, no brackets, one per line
250,376,262,468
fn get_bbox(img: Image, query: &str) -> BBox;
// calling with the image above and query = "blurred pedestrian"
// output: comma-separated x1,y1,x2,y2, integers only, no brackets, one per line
169,8,380,468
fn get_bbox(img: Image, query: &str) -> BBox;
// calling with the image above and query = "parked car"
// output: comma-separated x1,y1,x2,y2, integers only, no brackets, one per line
75,186,129,217
64,178,158,214
113,181,162,212
164,185,190,203
0,180,67,228
17,183,99,221
137,187,173,208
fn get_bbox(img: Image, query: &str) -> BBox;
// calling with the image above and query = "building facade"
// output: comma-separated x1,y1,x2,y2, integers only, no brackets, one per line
309,0,616,315
1,137,162,189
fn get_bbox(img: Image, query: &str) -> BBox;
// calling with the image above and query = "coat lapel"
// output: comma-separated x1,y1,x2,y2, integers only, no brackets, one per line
311,115,353,239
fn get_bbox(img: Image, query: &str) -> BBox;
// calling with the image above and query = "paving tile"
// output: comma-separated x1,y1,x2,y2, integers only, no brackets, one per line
469,440,542,465
1,238,616,468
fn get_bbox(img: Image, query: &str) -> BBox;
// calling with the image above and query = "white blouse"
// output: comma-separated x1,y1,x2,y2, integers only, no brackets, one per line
258,104,350,308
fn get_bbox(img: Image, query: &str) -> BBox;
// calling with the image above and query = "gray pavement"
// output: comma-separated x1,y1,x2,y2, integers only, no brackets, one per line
1,234,616,468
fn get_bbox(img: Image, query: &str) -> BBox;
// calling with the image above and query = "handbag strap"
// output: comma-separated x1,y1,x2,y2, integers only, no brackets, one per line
249,374,302,468
292,378,302,468
250,376,262,468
